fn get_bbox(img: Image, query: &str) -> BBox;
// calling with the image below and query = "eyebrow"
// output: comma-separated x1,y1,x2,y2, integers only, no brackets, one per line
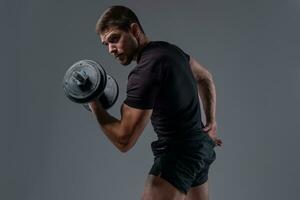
101,32,119,45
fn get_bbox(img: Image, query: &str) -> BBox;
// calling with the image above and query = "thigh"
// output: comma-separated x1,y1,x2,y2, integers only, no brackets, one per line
185,181,209,200
141,175,186,200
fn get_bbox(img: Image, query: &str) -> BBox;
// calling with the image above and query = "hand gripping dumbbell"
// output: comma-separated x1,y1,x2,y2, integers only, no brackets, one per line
63,60,119,111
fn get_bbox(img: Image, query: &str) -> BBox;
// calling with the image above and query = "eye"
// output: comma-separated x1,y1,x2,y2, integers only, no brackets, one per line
108,35,120,43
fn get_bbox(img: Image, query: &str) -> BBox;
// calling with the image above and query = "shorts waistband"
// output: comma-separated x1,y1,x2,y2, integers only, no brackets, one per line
151,132,214,157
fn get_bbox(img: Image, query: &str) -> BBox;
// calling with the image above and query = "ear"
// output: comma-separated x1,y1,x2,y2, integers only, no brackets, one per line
130,23,140,38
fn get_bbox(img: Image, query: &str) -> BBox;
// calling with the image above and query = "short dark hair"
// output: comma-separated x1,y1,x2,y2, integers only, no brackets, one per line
95,5,145,35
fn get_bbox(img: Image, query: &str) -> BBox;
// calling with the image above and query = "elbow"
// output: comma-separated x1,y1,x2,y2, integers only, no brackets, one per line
116,134,132,153
118,145,131,153
115,128,142,153
198,72,213,83
118,143,132,153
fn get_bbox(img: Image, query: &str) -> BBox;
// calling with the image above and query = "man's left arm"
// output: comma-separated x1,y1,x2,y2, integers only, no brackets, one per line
88,100,152,153
189,56,223,147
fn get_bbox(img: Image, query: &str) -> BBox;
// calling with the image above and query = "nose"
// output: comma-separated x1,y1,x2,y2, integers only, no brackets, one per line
108,44,117,54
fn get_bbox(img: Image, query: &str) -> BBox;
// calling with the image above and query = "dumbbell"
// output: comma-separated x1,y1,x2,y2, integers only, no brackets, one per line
63,59,119,111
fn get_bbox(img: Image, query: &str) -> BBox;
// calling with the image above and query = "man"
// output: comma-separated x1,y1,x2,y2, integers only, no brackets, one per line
89,5,222,200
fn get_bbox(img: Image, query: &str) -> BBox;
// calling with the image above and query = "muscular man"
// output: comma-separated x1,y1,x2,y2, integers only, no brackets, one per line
89,5,222,200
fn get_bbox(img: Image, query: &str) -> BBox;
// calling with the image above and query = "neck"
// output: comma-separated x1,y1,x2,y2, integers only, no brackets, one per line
134,35,150,62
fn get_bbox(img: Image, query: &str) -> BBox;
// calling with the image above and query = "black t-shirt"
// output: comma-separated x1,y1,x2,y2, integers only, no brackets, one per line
124,41,204,139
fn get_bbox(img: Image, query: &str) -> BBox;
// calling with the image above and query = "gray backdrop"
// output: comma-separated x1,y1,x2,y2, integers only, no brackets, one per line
2,0,300,199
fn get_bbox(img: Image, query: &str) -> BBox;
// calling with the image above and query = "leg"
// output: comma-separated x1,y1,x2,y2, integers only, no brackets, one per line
141,175,186,200
185,180,209,200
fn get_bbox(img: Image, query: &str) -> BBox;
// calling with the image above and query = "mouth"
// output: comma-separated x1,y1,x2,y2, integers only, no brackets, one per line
115,54,124,60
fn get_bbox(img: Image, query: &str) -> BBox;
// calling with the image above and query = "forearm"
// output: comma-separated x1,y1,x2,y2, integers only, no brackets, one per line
197,75,216,123
90,103,128,151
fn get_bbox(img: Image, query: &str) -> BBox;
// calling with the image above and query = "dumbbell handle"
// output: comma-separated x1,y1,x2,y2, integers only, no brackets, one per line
72,70,88,86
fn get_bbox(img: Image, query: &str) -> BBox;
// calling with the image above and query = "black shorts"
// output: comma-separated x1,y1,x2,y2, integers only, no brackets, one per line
149,132,216,194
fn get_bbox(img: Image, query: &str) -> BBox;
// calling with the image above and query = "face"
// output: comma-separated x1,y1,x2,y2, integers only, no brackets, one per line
100,27,139,66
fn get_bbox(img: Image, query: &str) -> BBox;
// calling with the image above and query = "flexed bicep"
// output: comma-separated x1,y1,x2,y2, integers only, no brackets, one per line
119,103,152,152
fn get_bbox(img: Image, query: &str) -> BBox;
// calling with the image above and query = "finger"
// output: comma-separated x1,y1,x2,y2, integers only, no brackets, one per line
203,124,212,132
215,139,223,146
209,130,217,135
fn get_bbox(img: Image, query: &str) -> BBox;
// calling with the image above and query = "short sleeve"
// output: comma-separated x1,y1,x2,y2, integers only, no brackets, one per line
184,52,190,61
124,55,164,109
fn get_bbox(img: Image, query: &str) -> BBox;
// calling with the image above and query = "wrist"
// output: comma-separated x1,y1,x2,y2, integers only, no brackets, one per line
206,117,216,124
89,100,104,112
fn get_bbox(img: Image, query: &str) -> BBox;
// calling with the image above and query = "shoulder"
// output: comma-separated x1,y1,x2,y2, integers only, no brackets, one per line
140,41,170,59
136,42,168,69
139,41,187,64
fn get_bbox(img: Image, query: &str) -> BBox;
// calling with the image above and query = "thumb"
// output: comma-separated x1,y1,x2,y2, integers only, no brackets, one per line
203,124,211,132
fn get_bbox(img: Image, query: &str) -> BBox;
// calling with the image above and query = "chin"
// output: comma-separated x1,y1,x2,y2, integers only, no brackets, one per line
121,58,132,66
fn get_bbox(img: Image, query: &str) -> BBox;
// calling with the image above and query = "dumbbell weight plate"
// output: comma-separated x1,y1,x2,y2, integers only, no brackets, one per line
63,60,107,103
99,74,119,109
